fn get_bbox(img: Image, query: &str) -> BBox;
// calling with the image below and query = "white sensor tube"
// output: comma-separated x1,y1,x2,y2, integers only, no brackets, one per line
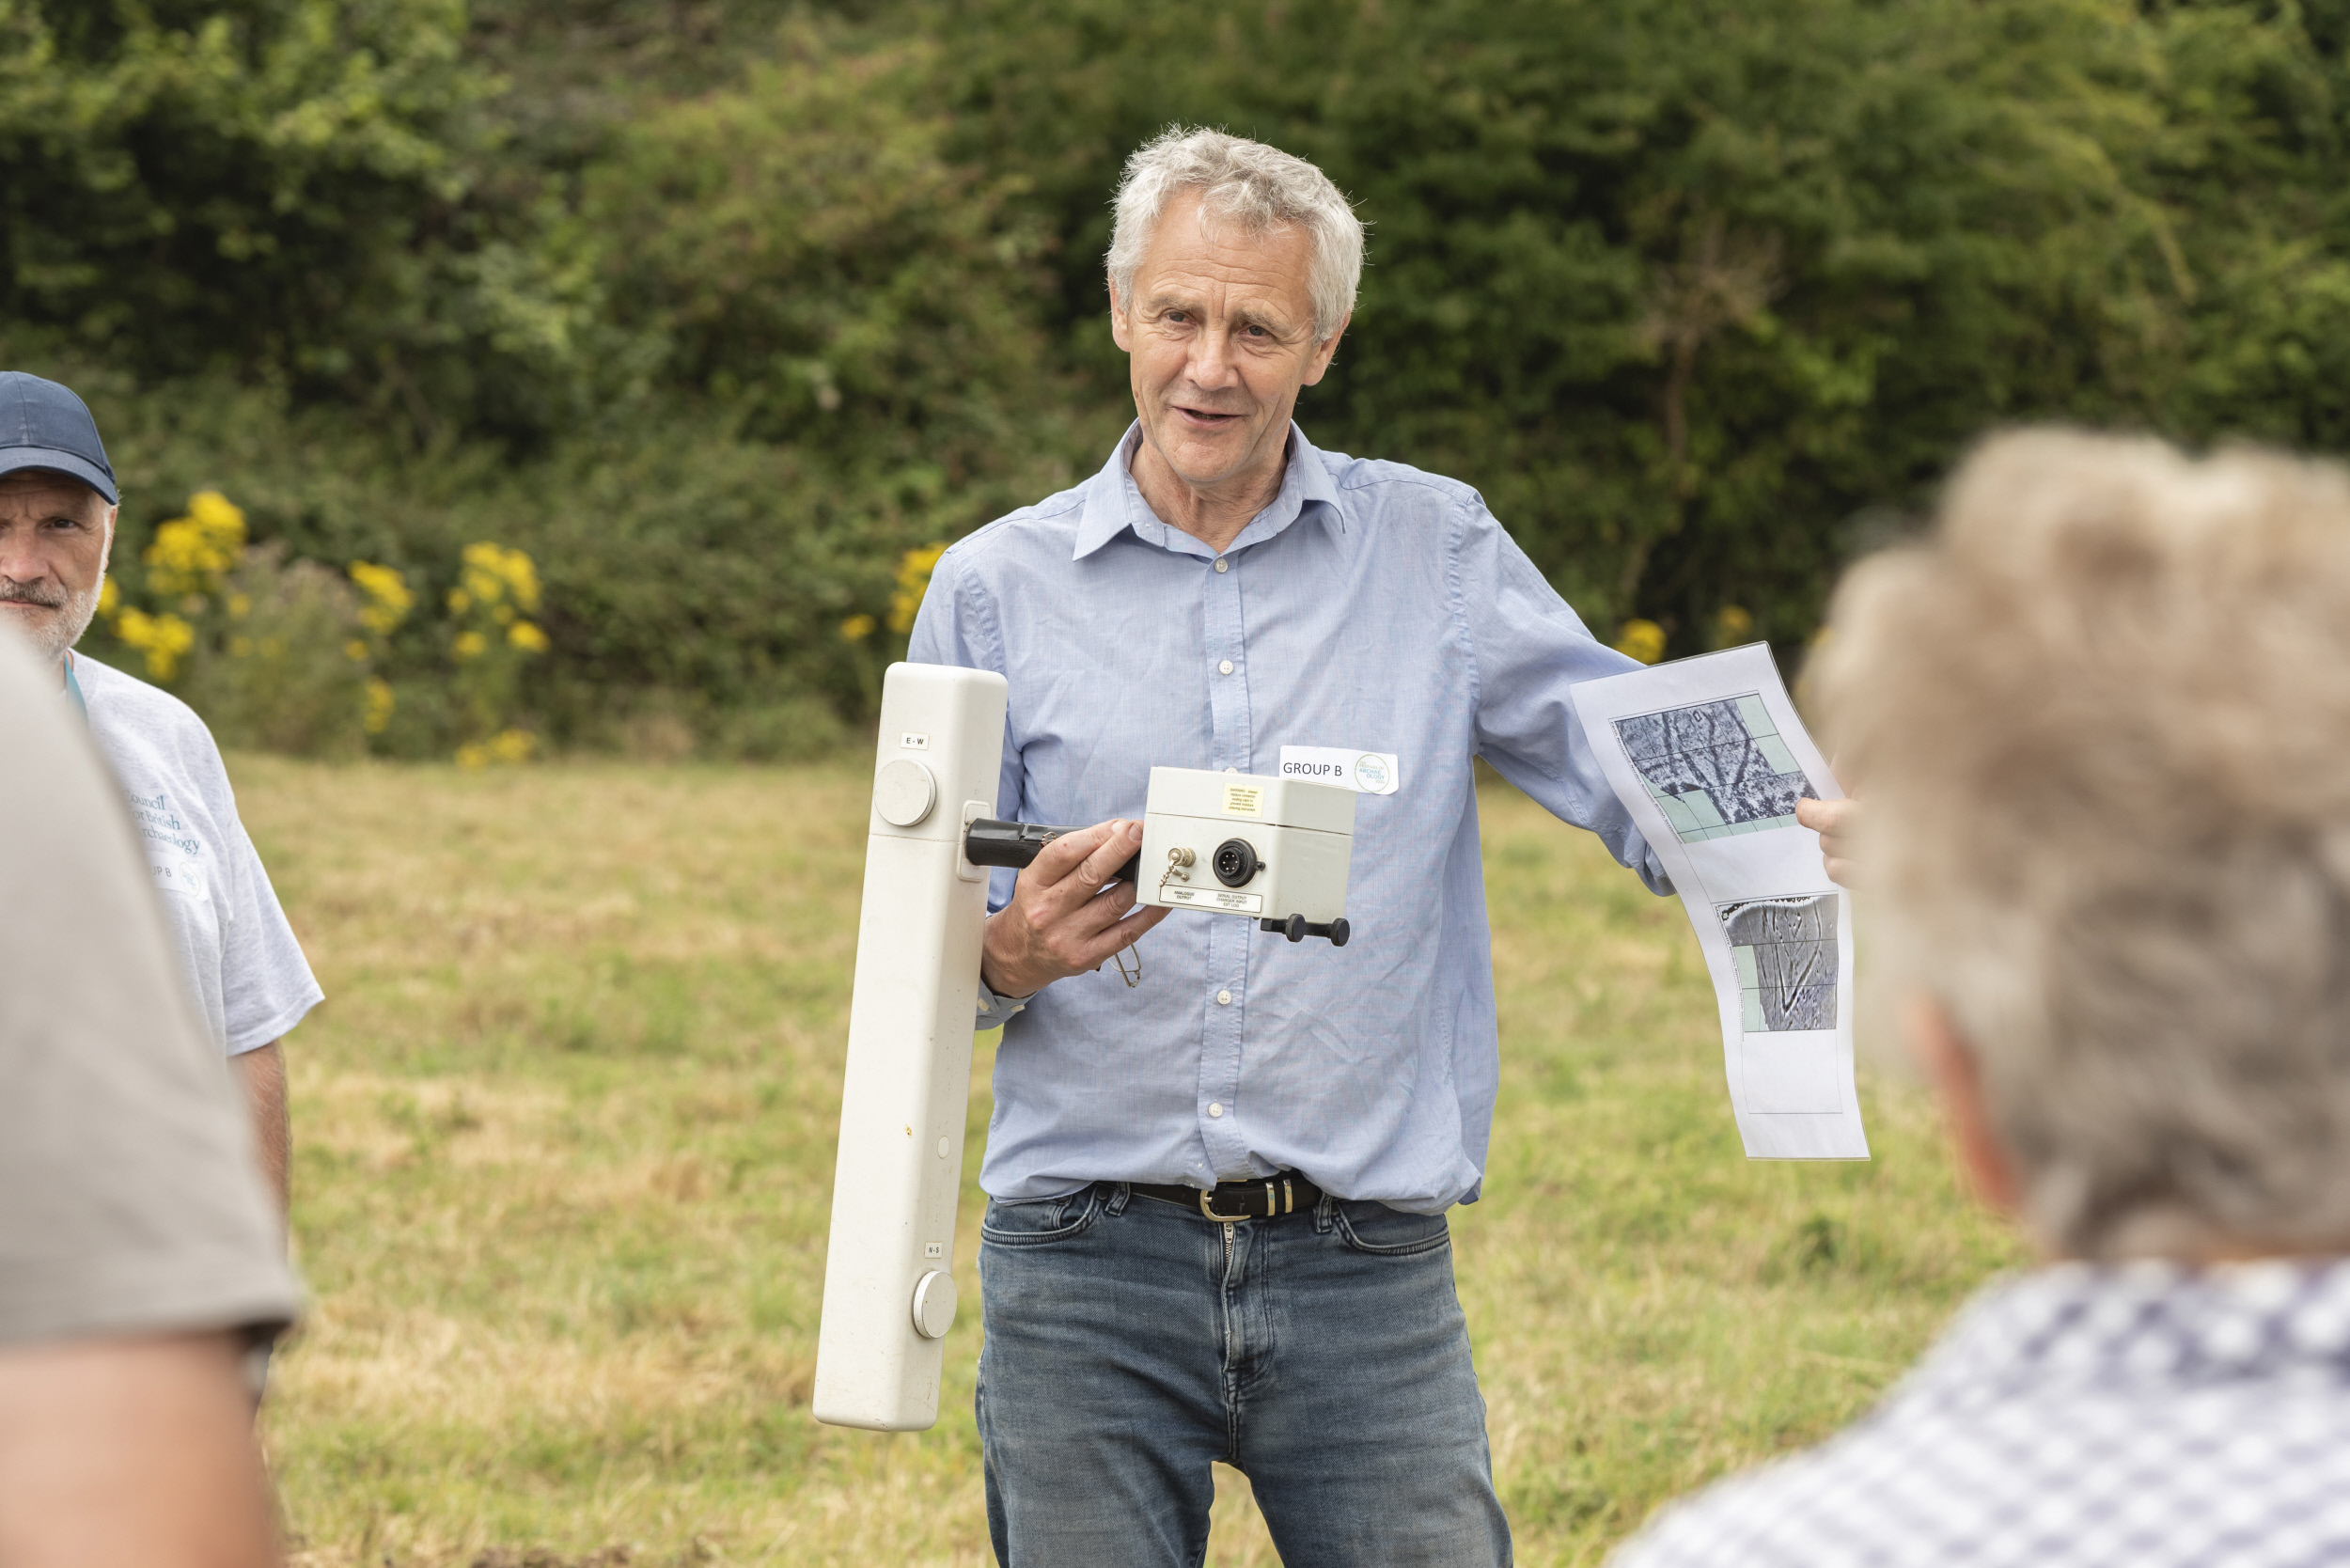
813,662,1008,1431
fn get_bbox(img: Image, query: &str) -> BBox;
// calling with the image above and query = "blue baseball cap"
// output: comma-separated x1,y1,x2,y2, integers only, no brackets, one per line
0,372,119,505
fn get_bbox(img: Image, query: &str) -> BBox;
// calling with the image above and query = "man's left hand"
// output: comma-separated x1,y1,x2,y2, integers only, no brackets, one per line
1796,796,1860,888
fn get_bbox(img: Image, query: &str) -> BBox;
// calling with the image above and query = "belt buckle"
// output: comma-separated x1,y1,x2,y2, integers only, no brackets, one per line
1199,1187,1252,1222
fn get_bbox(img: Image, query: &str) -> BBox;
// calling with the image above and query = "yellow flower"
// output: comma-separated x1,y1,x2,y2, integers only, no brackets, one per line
507,620,549,653
363,678,395,735
145,491,246,598
839,613,876,643
97,577,118,617
227,593,252,622
115,607,196,682
462,542,540,612
348,562,413,635
456,729,536,769
1714,604,1754,647
500,549,541,613
888,542,948,635
453,630,488,660
446,588,472,615
1613,618,1668,666
343,638,368,663
461,563,504,605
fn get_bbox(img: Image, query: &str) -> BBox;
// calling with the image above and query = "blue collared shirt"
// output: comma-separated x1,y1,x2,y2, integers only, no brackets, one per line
910,424,1669,1211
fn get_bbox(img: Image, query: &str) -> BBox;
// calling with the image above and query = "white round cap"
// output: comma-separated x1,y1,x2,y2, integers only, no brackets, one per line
874,758,937,827
911,1269,957,1340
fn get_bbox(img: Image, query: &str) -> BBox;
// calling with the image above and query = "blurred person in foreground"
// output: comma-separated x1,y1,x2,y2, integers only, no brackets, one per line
1612,428,2350,1567
0,624,299,1566
0,371,321,1231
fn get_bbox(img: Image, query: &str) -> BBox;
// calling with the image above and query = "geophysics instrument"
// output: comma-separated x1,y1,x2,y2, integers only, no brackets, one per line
812,662,1357,1431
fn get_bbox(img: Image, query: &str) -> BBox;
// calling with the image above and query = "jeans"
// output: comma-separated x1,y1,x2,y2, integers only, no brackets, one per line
978,1182,1512,1567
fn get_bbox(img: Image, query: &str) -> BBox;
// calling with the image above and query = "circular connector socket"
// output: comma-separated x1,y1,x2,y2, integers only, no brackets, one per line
1213,839,1261,887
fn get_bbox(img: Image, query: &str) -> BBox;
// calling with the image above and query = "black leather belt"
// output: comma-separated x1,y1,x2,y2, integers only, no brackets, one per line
1129,1172,1323,1221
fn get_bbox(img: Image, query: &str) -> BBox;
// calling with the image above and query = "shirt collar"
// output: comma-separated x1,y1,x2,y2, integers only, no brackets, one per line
1073,420,1343,562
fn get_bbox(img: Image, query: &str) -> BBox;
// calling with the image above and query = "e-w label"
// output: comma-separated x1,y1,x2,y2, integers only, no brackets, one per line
1277,746,1400,795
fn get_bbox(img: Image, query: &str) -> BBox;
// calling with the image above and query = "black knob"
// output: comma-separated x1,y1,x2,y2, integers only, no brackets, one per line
1213,839,1260,887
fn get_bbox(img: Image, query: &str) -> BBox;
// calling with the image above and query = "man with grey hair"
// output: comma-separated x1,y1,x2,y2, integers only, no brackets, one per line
0,371,320,1235
1610,428,2350,1567
909,127,1734,1565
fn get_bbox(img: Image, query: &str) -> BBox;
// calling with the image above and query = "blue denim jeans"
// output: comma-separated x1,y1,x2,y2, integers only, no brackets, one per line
977,1182,1512,1567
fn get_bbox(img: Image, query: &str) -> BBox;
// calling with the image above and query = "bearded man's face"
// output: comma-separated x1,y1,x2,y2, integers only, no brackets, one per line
0,471,114,664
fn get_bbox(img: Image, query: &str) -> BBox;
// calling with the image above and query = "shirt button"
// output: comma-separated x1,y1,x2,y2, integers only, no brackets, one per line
1214,557,1230,573
1208,1102,1225,1118
1215,989,1232,1006
1218,659,1235,675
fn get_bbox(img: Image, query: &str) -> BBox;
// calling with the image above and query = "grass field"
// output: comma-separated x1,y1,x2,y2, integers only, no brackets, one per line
241,754,2023,1566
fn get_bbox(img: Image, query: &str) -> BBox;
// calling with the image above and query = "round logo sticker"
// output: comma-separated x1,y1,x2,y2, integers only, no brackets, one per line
1354,753,1392,793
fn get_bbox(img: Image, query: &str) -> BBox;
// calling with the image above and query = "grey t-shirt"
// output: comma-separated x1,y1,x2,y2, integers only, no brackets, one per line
75,655,322,1056
0,633,299,1347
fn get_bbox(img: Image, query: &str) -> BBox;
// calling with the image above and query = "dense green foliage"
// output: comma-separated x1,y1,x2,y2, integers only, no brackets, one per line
6,0,2349,749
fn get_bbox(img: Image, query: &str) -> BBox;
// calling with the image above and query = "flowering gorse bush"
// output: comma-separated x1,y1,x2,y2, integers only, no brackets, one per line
444,542,548,767
842,541,944,651
105,489,249,681
1612,619,1668,666
887,542,946,635
86,492,551,762
90,492,374,754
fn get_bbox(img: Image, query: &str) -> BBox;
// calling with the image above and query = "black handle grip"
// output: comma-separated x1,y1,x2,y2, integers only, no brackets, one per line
964,820,1141,884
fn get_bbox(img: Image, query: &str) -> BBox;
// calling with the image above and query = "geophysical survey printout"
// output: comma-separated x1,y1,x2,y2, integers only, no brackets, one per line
1575,643,1869,1160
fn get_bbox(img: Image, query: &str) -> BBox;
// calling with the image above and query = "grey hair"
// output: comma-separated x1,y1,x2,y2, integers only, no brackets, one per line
1106,127,1363,343
1813,429,2350,1261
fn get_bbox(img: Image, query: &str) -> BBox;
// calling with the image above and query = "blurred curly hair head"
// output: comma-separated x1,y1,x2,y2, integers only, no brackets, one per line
1814,428,2350,1260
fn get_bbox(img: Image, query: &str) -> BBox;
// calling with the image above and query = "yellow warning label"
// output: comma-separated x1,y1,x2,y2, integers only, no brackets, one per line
1222,783,1263,817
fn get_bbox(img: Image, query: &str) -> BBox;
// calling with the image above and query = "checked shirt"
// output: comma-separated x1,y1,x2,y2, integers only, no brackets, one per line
1613,1260,2350,1568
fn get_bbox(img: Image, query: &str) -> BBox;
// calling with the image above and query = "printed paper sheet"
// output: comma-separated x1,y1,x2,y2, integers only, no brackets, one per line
1575,644,1869,1159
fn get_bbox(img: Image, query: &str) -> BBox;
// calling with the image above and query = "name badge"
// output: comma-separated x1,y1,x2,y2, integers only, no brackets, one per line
148,856,207,900
1277,746,1400,795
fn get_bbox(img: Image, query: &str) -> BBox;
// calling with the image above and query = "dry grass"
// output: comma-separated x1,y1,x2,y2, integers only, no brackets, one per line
237,754,2020,1566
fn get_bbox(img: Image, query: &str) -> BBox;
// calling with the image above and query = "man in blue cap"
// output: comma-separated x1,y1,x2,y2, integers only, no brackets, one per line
0,371,320,1236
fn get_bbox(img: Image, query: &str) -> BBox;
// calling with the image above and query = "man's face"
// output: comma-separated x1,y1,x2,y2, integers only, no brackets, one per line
1111,191,1346,493
0,471,114,663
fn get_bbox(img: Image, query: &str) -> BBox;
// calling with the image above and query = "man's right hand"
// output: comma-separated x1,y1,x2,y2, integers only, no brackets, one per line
980,819,1169,999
